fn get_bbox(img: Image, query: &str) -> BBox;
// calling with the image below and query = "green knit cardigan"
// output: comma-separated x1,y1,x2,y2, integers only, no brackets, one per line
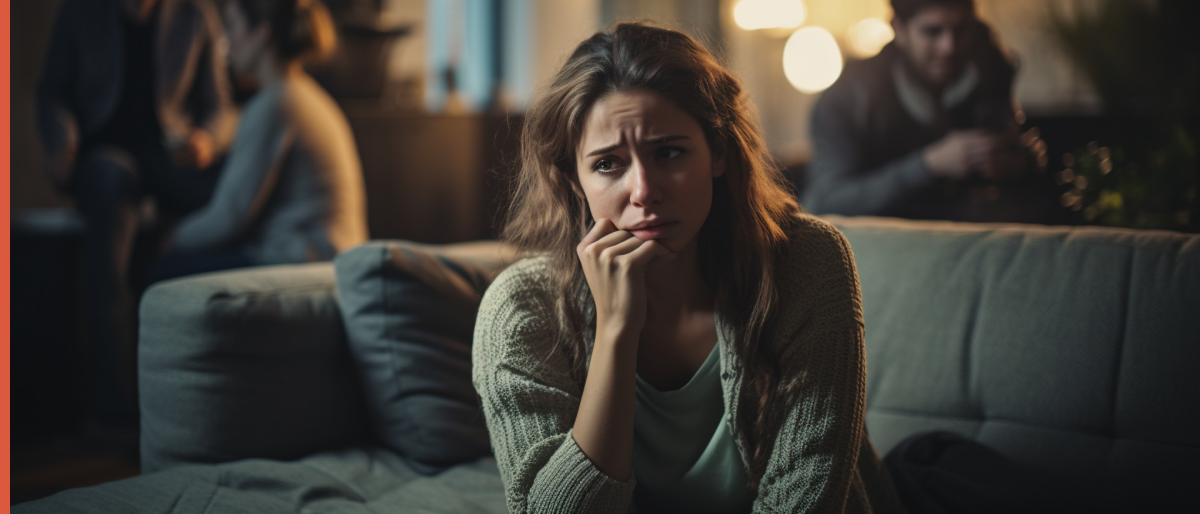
472,214,906,513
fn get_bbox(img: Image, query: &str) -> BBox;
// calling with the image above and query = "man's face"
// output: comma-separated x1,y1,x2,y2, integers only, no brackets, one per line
892,4,977,87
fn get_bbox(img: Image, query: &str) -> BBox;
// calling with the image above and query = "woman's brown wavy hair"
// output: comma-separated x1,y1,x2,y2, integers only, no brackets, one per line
236,0,336,63
500,22,799,489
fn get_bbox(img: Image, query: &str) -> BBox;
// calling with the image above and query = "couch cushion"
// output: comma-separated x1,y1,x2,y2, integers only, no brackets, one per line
828,216,1200,511
15,448,507,514
335,241,509,473
139,263,369,473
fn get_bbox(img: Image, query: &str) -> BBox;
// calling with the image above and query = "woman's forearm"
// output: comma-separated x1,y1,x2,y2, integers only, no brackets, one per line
571,326,639,482
572,219,667,482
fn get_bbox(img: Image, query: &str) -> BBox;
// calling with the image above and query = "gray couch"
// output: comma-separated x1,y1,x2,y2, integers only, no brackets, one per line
17,217,1198,513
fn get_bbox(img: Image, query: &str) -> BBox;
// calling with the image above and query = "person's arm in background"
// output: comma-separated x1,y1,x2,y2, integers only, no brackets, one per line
802,82,936,216
189,0,239,157
168,99,290,254
159,0,239,170
962,22,1046,182
963,99,1046,181
803,80,1012,216
36,3,81,189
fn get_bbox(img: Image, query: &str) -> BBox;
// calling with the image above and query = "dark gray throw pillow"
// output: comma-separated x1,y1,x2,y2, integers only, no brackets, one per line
335,240,508,474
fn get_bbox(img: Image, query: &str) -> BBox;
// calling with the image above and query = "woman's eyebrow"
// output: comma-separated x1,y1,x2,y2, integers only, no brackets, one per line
643,135,691,145
584,135,691,157
585,143,621,157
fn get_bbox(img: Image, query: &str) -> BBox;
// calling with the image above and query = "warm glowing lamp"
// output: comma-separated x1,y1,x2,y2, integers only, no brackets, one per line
733,0,807,31
783,26,843,93
846,17,894,58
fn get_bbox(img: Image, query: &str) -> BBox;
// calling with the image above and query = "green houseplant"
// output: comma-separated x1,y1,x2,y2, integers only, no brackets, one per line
1047,0,1198,230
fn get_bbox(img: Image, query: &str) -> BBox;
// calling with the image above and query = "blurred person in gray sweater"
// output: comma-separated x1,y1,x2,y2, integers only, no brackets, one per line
145,0,368,284
804,0,1050,222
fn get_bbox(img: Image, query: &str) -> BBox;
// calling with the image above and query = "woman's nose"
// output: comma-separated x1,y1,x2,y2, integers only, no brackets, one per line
628,159,661,207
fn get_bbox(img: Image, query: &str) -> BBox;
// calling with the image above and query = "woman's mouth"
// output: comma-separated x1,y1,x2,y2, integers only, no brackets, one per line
628,221,677,240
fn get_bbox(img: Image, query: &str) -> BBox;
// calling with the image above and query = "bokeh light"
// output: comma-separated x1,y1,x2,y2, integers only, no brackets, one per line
846,17,894,58
734,0,807,31
783,26,843,93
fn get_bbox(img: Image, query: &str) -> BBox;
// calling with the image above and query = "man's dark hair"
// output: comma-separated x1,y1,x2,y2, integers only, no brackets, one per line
891,0,974,21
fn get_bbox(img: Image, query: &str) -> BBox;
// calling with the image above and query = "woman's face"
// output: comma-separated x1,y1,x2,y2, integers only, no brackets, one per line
222,2,268,77
575,89,724,254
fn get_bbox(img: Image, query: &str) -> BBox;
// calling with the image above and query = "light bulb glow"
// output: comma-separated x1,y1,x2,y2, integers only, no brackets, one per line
734,0,807,31
783,26,843,93
846,18,894,58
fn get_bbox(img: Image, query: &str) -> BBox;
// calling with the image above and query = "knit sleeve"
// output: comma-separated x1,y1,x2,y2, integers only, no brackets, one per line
472,258,636,514
753,216,872,513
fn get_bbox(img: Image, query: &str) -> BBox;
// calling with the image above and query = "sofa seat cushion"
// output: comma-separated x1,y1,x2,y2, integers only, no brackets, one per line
15,448,507,514
335,241,510,473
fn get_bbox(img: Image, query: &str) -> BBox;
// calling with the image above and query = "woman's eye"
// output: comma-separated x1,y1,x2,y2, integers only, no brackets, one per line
655,146,684,160
593,158,618,173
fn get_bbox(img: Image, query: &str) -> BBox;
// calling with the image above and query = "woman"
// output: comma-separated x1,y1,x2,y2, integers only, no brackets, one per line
473,23,905,513
147,0,367,284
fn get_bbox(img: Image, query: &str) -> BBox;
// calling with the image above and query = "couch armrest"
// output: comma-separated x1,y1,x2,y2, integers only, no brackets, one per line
138,263,369,473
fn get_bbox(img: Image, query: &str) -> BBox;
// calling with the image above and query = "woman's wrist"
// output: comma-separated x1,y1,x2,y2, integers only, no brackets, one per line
594,318,641,353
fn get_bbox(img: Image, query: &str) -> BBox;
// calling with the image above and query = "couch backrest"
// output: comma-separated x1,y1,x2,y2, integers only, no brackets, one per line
829,216,1199,509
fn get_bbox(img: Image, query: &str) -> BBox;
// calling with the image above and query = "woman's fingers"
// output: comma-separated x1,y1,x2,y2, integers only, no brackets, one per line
580,220,647,263
574,222,667,338
601,235,645,262
623,239,658,265
595,229,636,251
579,218,618,251
623,239,672,266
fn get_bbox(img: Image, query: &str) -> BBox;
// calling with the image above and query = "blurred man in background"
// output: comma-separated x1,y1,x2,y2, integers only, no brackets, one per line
37,0,238,431
804,0,1048,221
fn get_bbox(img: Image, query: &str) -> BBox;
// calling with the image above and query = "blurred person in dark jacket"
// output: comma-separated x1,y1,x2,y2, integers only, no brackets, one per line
36,0,237,428
804,0,1049,222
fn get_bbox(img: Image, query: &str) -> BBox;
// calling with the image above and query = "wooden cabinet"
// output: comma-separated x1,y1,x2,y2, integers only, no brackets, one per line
343,105,521,243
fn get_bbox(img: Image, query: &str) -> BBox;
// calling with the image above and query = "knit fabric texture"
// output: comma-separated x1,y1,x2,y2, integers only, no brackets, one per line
472,214,907,513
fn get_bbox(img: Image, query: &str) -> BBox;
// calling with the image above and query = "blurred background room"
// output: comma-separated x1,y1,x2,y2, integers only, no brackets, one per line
9,0,1197,504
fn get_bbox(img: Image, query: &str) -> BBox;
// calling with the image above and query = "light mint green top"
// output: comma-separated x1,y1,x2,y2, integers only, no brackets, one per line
632,336,755,514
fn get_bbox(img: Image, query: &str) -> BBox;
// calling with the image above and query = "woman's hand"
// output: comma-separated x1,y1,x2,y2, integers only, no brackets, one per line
576,218,671,340
572,218,671,482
